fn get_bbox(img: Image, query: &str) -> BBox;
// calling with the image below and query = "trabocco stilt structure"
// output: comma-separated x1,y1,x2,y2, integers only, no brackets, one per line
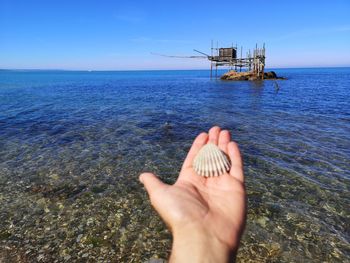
194,41,266,79
152,40,268,80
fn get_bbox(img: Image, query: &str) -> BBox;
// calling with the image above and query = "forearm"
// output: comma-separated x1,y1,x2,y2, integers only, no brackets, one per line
170,227,237,263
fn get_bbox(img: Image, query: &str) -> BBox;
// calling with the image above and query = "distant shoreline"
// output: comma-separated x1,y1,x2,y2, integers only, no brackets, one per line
1,66,350,72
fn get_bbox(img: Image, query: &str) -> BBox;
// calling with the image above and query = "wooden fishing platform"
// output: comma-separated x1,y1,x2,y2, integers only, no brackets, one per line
152,40,268,80
199,42,266,79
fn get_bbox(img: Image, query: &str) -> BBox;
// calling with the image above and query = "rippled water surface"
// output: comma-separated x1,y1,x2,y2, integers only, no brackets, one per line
0,68,349,262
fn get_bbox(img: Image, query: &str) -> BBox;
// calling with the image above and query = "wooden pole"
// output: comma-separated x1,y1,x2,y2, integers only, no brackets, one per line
210,40,213,79
240,46,242,72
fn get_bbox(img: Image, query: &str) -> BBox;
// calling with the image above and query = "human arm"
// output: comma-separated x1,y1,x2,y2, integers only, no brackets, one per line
140,126,246,262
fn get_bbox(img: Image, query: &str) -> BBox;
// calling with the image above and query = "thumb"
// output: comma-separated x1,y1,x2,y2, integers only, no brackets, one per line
139,172,167,198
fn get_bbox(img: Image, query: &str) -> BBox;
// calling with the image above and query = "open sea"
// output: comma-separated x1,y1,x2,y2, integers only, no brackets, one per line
0,68,349,262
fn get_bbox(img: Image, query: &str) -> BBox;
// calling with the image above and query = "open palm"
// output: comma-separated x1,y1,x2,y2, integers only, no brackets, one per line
140,126,246,259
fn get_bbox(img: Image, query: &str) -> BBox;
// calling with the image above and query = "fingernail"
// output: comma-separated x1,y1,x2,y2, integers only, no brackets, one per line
139,174,144,184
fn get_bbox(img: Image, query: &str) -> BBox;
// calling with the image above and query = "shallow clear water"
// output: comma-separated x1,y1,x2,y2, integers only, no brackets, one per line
0,68,349,262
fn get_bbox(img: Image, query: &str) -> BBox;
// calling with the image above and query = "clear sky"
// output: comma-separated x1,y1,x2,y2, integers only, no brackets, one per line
1,0,349,70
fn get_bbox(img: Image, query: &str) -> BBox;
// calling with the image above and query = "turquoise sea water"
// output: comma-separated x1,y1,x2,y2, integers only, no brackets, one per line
0,68,349,262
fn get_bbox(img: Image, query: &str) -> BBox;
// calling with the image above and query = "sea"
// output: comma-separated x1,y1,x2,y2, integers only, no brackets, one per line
0,68,349,262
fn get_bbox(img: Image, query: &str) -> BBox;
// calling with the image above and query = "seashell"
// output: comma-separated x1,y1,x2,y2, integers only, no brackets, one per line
193,143,231,177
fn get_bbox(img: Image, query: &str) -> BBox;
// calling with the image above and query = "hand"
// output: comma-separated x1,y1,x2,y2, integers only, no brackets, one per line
140,126,246,263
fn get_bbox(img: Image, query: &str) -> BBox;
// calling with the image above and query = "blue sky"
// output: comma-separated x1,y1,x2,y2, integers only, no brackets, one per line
0,0,349,70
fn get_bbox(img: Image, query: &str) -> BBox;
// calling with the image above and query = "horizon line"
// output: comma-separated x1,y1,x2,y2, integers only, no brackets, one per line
1,66,350,72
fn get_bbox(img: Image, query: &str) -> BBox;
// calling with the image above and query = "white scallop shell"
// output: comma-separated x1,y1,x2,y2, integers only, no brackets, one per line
193,143,231,177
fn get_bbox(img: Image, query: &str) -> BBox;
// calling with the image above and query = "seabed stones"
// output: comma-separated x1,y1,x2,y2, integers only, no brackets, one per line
193,143,231,177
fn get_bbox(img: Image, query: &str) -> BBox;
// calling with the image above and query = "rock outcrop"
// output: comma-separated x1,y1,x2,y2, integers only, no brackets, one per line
220,70,285,81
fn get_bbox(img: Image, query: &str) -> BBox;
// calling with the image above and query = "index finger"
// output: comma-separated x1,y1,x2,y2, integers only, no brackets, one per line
181,132,208,170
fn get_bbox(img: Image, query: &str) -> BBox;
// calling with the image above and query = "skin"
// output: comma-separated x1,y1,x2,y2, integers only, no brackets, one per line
139,126,246,263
